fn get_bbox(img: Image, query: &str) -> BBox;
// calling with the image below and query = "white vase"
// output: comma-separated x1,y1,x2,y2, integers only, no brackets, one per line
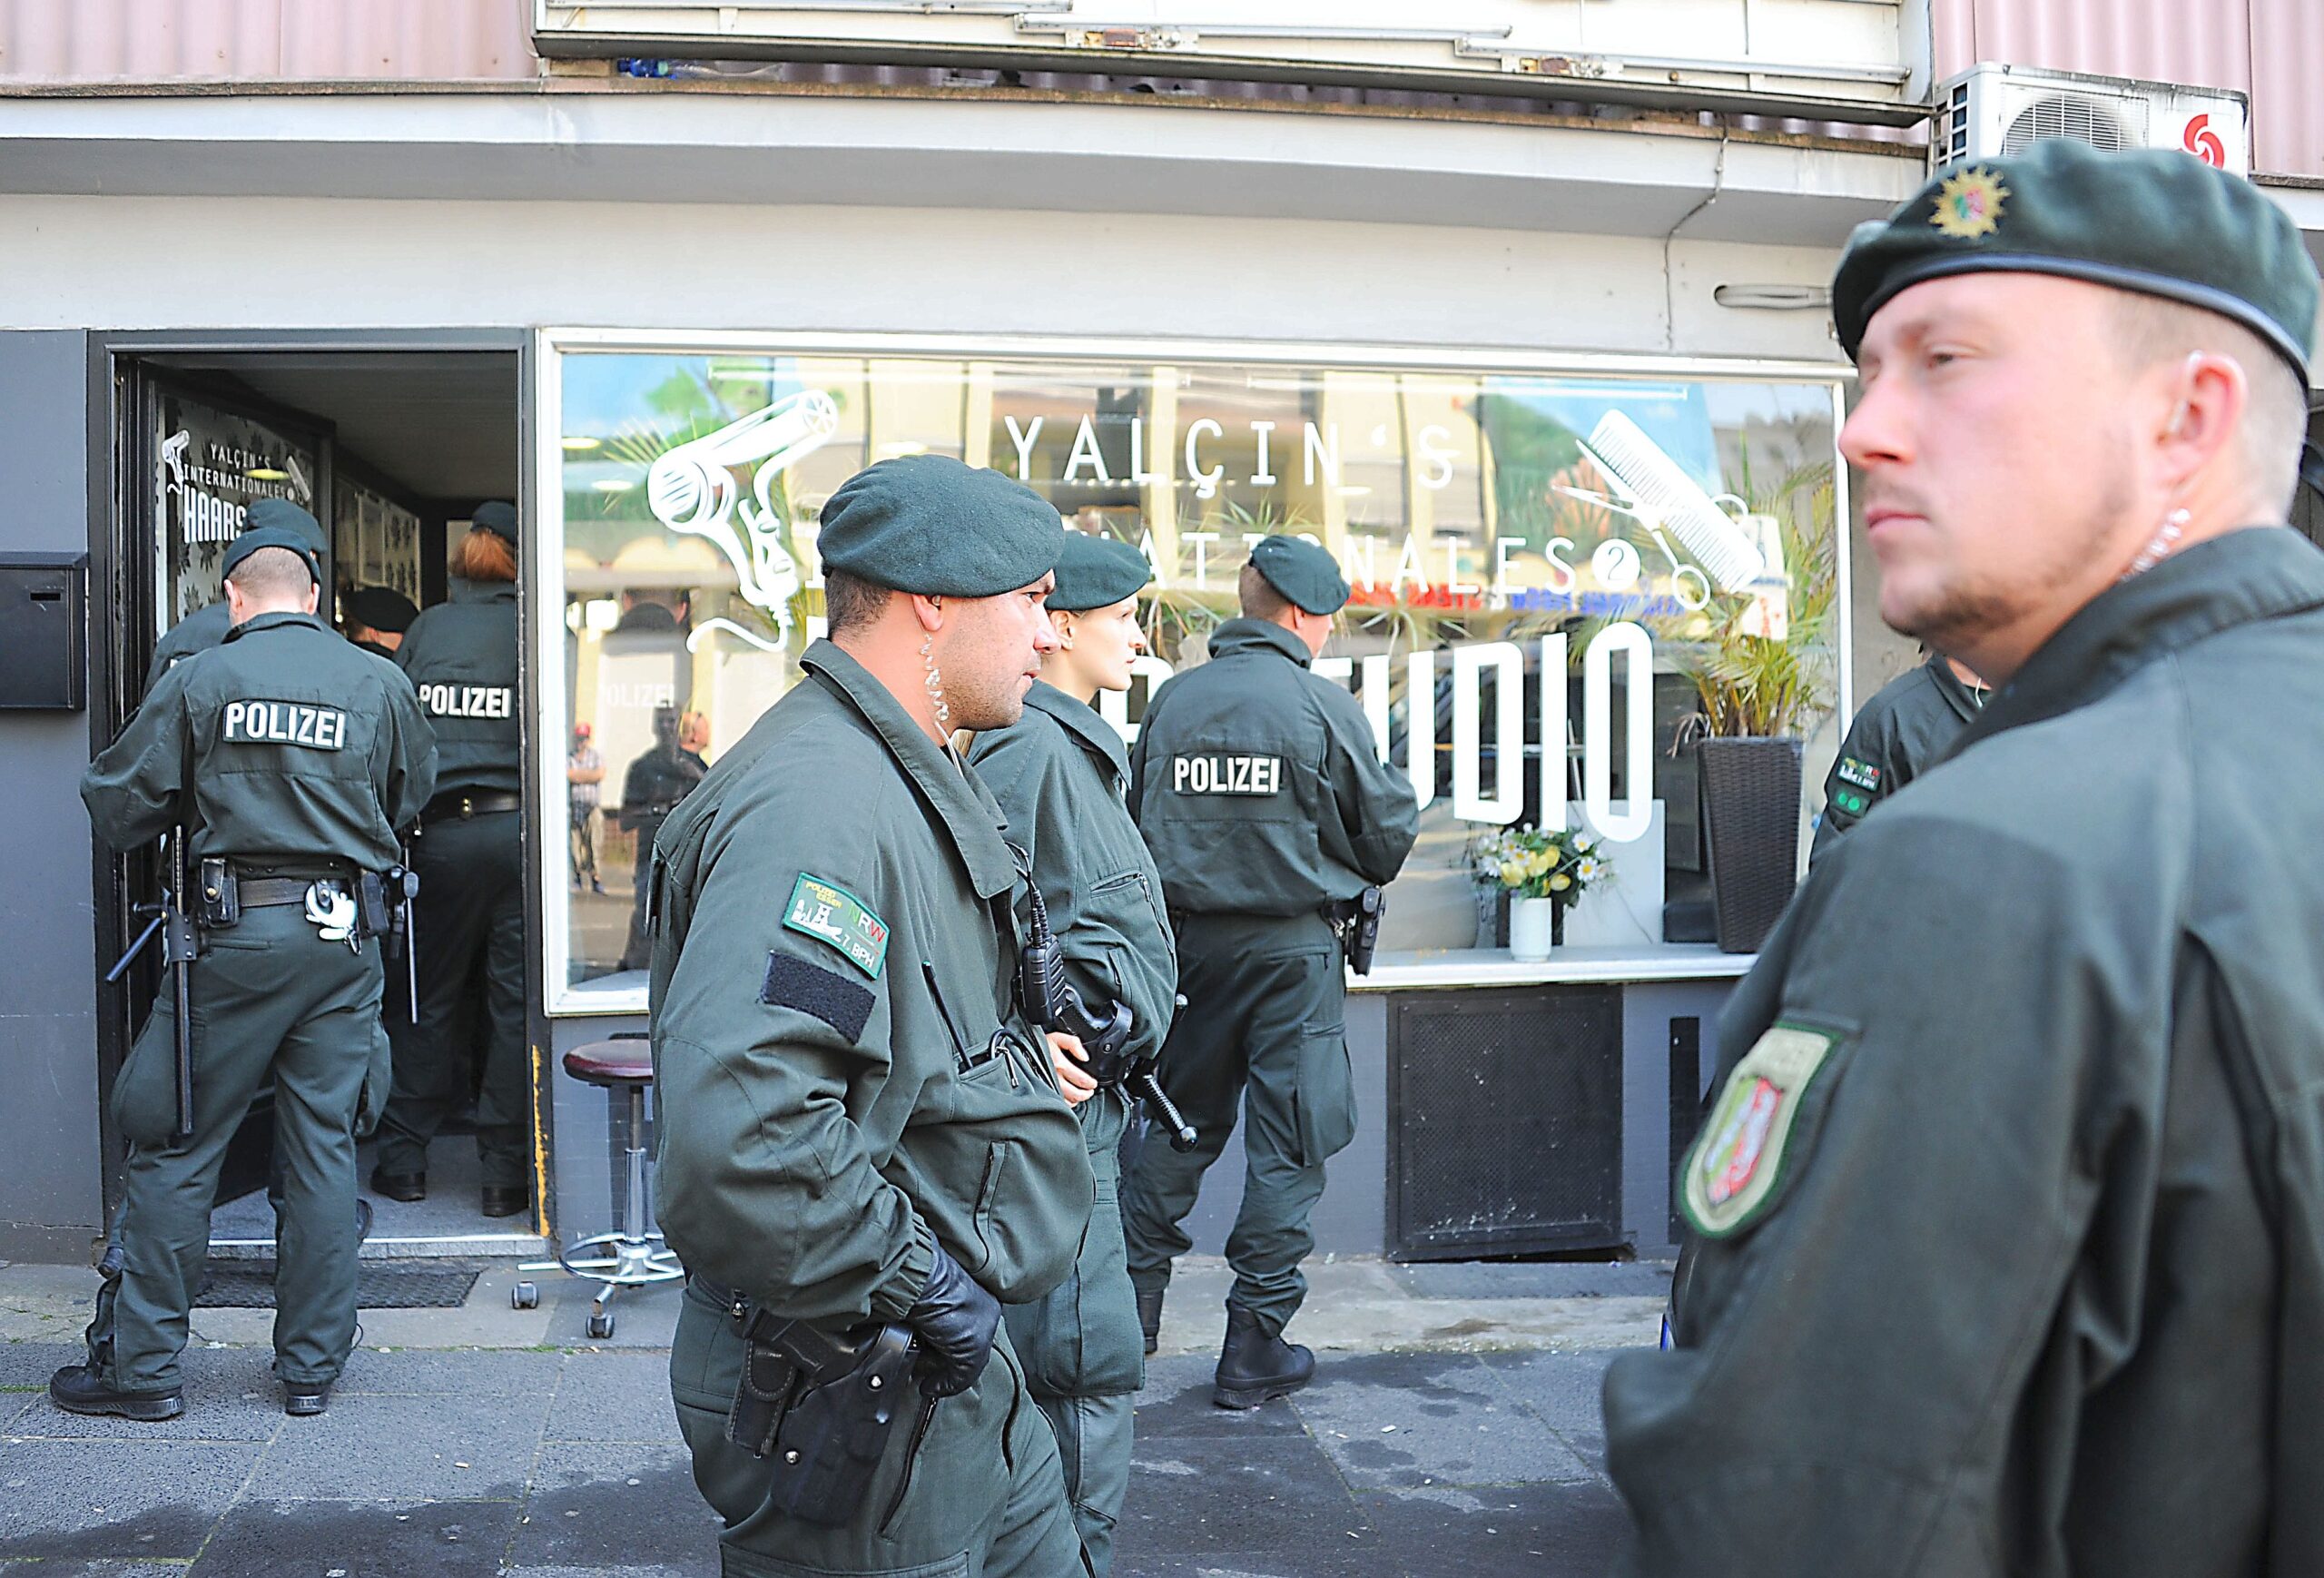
1510,896,1559,962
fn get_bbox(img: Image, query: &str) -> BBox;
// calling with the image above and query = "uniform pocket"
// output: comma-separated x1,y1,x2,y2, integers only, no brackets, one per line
1290,1022,1356,1168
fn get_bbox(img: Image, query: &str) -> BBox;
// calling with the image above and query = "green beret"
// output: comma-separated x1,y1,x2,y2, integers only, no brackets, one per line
817,455,1064,597
471,501,519,544
342,584,418,633
242,497,326,553
1835,142,2319,379
1047,532,1154,613
1247,534,1349,616
222,527,321,587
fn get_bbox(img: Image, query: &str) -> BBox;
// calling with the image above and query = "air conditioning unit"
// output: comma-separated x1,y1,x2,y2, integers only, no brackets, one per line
1935,64,2250,178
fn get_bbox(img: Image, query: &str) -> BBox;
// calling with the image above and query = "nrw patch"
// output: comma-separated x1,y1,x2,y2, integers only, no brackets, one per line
1835,755,1881,793
761,952,876,1043
1680,1023,1841,1238
782,873,889,980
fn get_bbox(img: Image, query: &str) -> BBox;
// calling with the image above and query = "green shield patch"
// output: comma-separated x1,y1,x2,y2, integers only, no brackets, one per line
783,873,890,980
1680,1023,1840,1238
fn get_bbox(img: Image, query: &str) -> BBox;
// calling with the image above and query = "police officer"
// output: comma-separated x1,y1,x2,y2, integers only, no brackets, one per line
144,498,331,695
371,501,527,1218
615,705,706,971
966,532,1178,1574
340,584,419,660
652,456,1094,1576
56,528,435,1420
1604,143,2324,1573
1807,647,1984,860
1121,536,1418,1408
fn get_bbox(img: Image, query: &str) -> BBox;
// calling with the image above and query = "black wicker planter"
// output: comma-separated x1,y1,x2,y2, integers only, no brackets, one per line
1696,735,1803,954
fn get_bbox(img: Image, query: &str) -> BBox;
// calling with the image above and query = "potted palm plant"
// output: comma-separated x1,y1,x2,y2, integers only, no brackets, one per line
1668,462,1838,953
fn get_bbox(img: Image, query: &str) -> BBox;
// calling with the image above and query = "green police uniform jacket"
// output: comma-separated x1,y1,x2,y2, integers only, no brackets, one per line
1603,528,2324,1578
968,681,1178,1067
142,599,234,697
397,578,520,797
1808,652,1984,859
649,640,1094,1327
84,610,438,866
1130,619,1418,915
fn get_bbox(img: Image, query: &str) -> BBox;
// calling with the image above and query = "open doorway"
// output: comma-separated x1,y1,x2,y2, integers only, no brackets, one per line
98,340,542,1260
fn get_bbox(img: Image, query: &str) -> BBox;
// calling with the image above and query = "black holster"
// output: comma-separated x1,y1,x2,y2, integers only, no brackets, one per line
1326,886,1384,976
195,858,240,931
726,1307,918,1527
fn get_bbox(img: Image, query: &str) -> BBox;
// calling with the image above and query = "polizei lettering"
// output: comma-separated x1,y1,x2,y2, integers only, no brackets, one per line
1172,754,1283,796
418,684,514,720
221,700,348,750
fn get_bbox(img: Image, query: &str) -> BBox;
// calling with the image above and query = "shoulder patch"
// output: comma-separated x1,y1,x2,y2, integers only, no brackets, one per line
1681,1023,1842,1239
1835,755,1881,793
761,952,876,1043
782,873,889,980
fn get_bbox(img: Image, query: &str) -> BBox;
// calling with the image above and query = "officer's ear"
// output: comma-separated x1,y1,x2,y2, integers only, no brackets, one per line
908,593,945,634
301,579,321,616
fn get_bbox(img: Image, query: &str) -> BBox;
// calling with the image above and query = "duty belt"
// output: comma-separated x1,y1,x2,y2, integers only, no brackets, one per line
237,876,335,909
422,790,522,823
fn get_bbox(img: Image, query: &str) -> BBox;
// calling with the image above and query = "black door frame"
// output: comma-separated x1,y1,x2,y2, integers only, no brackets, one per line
84,329,547,1242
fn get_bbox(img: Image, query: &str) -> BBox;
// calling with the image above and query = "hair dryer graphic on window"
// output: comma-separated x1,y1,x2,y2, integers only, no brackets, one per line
646,390,842,634
1552,410,1766,612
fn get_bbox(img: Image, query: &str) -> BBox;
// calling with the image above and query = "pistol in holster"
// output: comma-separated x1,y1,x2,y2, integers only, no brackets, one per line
726,1307,919,1528
1325,885,1384,977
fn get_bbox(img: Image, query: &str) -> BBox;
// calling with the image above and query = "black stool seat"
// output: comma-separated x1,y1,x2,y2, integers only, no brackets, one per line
564,1040,654,1087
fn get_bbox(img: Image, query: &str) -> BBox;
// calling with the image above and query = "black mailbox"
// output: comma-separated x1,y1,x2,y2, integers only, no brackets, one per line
0,553,88,711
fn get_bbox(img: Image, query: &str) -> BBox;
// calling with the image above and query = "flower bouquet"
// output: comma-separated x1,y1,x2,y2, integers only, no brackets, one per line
1472,827,1611,959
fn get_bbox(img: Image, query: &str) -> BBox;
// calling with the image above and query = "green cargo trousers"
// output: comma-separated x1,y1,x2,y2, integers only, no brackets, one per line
92,902,385,1392
374,808,529,1189
1120,912,1354,1338
1005,1089,1142,1577
670,1280,1091,1576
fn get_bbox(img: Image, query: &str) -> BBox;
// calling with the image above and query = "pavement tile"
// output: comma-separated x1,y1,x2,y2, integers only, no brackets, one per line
0,1564,188,1576
1354,1478,1634,1578
241,1390,543,1502
537,1278,683,1351
337,1346,564,1396
0,1342,81,1391
544,1348,684,1444
1472,1349,1618,1467
508,1441,718,1573
190,1497,519,1577
1293,1352,1596,1491
1112,1553,1380,1577
1129,1356,1306,1441
5,1356,282,1445
502,1568,710,1578
1115,1435,1364,1557
1388,1262,1674,1302
0,1437,260,1559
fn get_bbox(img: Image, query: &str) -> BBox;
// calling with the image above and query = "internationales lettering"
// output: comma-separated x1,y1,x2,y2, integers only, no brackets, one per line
221,700,348,750
1171,754,1284,796
417,684,515,720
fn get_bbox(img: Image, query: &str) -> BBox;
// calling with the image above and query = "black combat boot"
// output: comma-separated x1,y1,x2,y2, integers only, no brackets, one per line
1211,1306,1314,1410
369,1168,426,1203
283,1380,331,1417
1137,1288,1164,1356
49,1363,183,1421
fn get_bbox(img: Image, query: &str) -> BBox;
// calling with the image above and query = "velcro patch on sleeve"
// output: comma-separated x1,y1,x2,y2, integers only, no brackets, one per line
1680,1023,1842,1239
760,952,876,1044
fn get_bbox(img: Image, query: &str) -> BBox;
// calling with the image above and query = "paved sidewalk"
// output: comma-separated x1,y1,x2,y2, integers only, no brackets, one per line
0,1256,1664,1576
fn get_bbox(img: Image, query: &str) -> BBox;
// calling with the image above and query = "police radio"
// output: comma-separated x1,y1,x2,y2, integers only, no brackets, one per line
1017,880,1197,1152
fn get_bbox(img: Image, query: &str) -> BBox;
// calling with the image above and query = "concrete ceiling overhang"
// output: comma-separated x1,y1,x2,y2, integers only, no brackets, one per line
0,87,1925,249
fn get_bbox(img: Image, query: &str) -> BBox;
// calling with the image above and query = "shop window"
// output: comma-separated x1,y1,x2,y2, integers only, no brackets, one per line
540,343,1847,1013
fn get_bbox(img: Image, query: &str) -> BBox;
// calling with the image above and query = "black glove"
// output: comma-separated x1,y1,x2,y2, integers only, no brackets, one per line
904,1243,1000,1398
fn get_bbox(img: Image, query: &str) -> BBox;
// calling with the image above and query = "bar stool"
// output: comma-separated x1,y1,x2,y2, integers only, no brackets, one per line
512,1036,683,1338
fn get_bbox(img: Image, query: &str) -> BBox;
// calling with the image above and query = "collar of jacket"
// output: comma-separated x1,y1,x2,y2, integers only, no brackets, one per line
1205,616,1314,668
800,637,1019,901
450,577,517,606
1024,679,1130,783
1954,526,2324,754
223,610,327,643
1925,652,1986,725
